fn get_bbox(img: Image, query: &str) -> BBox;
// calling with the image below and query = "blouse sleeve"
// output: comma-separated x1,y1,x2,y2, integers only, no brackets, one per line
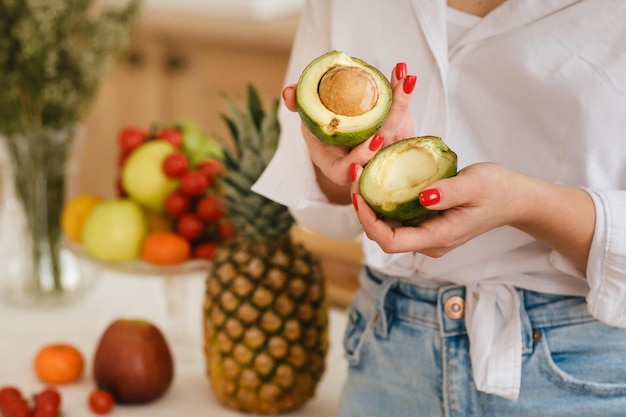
584,189,626,327
252,0,364,240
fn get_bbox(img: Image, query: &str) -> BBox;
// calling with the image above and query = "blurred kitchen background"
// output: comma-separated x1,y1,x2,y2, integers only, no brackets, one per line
71,0,362,307
74,0,302,199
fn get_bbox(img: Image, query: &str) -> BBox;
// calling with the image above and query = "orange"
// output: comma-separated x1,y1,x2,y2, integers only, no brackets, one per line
34,343,84,384
61,194,102,242
141,231,191,265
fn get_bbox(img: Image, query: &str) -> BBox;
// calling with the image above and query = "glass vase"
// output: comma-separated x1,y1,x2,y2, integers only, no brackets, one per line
0,125,94,307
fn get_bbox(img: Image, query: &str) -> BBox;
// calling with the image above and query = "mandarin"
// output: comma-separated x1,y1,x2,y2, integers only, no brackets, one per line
34,343,84,384
60,194,102,242
141,231,191,265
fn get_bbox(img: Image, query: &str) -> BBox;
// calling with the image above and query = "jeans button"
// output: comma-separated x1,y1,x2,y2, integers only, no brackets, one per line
444,295,465,319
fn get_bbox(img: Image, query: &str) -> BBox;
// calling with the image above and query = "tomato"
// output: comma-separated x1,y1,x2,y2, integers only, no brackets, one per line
177,213,205,240
165,191,191,218
0,386,22,407
162,153,189,178
194,242,219,260
196,195,225,222
1,397,29,417
157,128,183,148
118,127,148,153
179,170,209,197
197,159,225,186
34,387,61,412
88,389,114,415
218,222,236,240
31,409,59,417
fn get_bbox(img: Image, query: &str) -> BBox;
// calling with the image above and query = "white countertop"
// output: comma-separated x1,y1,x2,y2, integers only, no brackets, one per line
0,265,348,416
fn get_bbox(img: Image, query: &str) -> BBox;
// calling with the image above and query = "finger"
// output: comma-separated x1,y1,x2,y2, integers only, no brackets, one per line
282,84,298,112
305,129,386,186
418,176,467,212
377,73,417,143
390,62,407,88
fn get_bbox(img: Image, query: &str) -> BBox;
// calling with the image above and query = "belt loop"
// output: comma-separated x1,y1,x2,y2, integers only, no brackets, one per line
374,277,398,339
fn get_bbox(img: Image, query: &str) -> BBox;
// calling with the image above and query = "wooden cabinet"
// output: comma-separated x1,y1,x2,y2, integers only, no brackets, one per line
71,11,361,307
73,11,298,198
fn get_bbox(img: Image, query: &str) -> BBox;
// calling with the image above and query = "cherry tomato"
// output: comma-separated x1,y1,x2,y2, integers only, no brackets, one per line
88,389,114,415
179,170,209,197
177,213,204,241
118,126,148,153
218,222,236,240
162,152,189,178
34,387,61,412
165,191,191,218
0,386,22,408
197,159,225,186
196,195,225,222
2,397,30,417
157,128,183,148
194,242,219,260
31,408,59,417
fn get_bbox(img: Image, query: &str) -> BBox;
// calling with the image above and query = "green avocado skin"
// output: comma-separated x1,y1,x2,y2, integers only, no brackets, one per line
297,107,384,147
360,136,458,222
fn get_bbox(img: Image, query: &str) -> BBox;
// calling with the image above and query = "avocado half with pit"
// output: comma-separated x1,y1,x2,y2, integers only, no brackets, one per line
360,136,457,222
296,50,392,147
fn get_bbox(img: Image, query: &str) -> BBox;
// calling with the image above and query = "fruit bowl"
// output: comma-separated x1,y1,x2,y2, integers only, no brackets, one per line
66,239,211,277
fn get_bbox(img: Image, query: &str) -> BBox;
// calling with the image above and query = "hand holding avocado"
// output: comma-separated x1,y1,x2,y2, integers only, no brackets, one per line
283,52,417,203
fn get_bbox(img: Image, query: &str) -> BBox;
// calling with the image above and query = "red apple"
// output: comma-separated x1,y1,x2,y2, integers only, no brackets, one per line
93,319,174,404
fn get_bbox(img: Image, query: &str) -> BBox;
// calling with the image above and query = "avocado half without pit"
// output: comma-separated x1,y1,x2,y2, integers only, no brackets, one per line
296,50,392,147
359,136,457,222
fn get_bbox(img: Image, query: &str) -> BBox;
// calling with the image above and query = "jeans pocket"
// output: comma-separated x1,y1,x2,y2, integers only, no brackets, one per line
536,319,626,396
343,305,371,366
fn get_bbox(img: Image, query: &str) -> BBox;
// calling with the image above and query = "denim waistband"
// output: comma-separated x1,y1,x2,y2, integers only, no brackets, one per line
360,267,594,333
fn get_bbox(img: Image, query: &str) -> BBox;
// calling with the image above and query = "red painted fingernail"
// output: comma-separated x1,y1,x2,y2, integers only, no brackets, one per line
419,188,440,206
281,86,291,100
395,62,407,80
403,75,417,94
369,134,384,151
350,163,358,182
352,193,359,211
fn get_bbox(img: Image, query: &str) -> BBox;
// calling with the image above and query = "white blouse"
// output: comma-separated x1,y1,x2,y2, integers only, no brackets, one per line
253,0,626,400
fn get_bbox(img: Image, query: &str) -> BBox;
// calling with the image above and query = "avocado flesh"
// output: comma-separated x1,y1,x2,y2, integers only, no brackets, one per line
296,50,392,147
360,136,457,222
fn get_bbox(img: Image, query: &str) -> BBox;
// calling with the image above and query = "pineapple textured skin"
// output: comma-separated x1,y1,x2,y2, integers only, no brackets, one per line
203,85,329,414
204,238,328,413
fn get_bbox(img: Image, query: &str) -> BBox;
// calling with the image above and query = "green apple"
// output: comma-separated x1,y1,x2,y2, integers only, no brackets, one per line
178,120,224,166
121,140,179,213
81,198,148,262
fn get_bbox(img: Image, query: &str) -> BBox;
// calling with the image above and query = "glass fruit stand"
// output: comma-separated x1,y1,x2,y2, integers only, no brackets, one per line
67,240,210,342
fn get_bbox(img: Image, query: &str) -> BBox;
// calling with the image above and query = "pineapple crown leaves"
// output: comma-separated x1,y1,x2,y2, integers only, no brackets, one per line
219,84,295,244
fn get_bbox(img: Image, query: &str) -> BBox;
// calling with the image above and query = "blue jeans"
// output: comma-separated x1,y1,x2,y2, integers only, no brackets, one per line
339,267,626,417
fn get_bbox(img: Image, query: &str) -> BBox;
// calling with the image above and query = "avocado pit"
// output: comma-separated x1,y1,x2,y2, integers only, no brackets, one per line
318,67,378,117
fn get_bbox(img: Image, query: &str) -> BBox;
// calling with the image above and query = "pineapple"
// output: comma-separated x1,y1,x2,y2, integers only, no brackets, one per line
203,85,329,414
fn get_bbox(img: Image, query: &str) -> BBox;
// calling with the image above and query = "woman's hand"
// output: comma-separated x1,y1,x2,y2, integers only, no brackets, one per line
282,63,417,203
350,162,595,270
